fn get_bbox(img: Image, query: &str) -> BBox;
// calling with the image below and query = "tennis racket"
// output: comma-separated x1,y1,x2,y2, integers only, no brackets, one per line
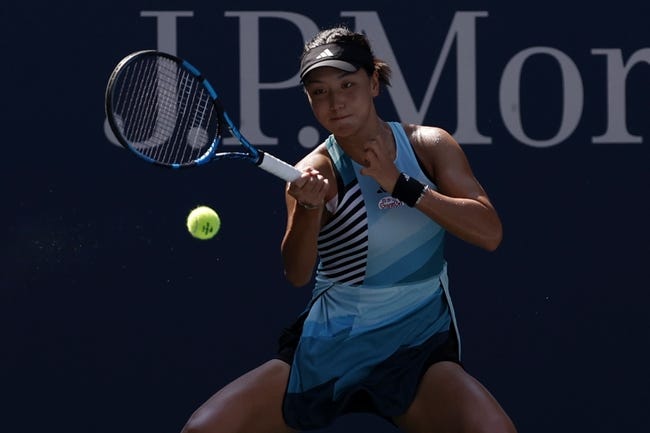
105,50,301,182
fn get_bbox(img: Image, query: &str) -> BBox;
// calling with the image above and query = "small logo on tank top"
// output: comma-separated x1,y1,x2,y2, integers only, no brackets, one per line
378,196,404,209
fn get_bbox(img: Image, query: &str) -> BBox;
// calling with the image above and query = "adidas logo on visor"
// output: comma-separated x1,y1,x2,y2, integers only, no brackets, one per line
315,49,334,59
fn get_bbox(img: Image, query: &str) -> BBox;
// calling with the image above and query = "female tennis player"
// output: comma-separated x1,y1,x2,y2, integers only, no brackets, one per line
181,26,517,433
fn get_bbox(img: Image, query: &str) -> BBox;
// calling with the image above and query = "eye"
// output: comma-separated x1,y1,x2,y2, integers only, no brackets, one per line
342,81,354,89
306,86,326,97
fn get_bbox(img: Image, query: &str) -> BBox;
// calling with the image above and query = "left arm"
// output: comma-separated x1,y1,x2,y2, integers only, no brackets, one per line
411,126,502,251
361,124,502,251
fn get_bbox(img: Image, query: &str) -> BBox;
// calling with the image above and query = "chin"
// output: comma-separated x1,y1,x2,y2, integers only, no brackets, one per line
328,121,358,137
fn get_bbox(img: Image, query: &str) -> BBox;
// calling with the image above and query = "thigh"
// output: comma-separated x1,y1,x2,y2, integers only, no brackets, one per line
181,359,297,433
393,361,517,433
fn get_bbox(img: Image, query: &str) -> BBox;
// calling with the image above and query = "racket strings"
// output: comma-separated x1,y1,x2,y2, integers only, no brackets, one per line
110,54,220,166
169,68,214,165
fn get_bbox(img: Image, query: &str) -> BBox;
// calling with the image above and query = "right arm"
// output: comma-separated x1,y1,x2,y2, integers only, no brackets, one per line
281,148,334,287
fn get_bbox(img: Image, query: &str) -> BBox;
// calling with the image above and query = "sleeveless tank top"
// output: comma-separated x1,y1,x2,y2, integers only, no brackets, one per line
316,121,445,287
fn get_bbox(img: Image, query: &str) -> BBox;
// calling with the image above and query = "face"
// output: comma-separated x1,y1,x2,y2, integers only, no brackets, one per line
302,66,379,138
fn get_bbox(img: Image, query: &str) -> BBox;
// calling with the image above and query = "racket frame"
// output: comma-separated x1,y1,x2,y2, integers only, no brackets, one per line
105,50,301,182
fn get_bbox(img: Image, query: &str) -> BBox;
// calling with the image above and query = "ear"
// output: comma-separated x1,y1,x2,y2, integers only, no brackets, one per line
370,70,380,96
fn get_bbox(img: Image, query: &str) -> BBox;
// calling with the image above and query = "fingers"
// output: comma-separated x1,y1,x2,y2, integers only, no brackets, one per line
287,166,329,207
362,137,381,166
362,134,394,168
361,137,389,175
359,136,400,191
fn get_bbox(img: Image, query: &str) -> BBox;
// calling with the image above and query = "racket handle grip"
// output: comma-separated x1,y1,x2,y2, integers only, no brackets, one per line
257,150,302,182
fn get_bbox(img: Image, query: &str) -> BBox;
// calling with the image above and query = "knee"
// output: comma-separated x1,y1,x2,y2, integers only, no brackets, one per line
180,410,220,433
180,399,246,433
471,412,517,433
180,415,205,433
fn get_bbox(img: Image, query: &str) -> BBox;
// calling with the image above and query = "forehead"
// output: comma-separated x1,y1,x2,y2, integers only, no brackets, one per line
302,67,364,85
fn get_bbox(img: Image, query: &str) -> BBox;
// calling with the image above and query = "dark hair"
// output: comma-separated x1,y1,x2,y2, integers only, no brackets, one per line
301,26,392,87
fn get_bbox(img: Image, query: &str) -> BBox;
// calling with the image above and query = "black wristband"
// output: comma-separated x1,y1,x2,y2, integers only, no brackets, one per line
391,173,426,207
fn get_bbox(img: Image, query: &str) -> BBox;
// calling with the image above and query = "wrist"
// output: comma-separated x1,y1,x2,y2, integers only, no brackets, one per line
297,200,323,210
391,172,427,207
414,184,429,206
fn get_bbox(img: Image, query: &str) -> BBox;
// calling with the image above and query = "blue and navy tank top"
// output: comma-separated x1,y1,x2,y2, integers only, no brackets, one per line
316,121,446,287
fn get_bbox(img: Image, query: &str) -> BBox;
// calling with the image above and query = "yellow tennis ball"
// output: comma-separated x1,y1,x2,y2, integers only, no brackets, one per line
186,206,221,240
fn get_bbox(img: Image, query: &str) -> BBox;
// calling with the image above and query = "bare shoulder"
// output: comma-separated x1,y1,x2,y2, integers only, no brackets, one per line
402,123,459,150
401,124,464,178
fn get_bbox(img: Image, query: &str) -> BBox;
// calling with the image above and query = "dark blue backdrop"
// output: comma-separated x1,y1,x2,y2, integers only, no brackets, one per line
2,1,649,432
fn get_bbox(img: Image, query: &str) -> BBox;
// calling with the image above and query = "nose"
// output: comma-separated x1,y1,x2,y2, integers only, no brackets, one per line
328,90,344,111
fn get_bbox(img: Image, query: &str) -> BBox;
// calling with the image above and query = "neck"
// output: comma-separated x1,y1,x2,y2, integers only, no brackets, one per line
335,118,395,164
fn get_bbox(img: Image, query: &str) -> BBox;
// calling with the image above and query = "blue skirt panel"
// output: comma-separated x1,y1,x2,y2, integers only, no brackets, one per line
281,271,453,429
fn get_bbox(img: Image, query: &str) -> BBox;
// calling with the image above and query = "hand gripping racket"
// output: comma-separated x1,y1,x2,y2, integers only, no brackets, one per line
105,50,301,182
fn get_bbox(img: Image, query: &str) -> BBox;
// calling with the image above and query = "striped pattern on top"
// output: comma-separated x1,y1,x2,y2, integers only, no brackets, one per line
316,181,368,285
